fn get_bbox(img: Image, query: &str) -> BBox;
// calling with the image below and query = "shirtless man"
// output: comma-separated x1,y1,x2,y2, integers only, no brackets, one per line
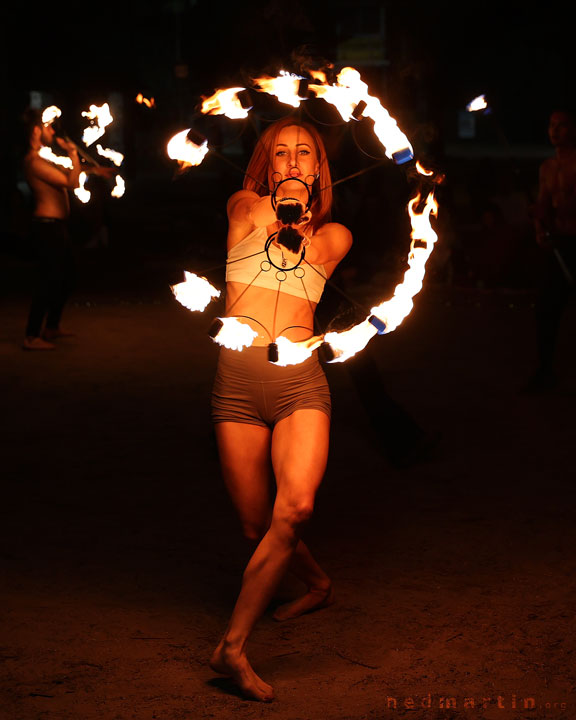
21,109,113,350
529,110,576,388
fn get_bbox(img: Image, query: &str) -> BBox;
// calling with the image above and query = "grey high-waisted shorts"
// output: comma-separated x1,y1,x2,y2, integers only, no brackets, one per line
211,346,331,428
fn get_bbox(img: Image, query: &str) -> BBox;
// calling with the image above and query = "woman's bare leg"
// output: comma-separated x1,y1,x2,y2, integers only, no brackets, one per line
210,410,330,701
215,421,334,621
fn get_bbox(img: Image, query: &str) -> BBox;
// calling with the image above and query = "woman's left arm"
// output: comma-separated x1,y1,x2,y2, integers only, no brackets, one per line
305,222,353,267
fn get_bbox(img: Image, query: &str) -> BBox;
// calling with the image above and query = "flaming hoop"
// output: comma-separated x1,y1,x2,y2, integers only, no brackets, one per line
167,66,442,365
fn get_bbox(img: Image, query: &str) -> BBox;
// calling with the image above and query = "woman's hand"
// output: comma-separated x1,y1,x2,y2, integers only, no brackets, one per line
275,199,306,225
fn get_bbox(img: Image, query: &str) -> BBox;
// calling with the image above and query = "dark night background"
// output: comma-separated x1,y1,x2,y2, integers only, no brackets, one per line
1,2,576,719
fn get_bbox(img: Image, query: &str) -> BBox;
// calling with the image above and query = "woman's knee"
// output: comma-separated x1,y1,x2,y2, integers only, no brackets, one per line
273,499,315,533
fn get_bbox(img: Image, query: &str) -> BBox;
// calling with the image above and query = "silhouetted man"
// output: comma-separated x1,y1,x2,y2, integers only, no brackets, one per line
529,110,576,389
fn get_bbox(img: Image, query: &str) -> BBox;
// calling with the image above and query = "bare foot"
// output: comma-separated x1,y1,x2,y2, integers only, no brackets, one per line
273,584,334,621
22,336,55,351
209,642,274,702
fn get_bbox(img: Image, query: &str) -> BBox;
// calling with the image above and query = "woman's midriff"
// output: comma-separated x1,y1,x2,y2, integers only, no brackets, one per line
225,281,317,345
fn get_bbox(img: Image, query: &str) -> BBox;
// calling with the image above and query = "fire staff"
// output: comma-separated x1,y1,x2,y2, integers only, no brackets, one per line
209,117,352,701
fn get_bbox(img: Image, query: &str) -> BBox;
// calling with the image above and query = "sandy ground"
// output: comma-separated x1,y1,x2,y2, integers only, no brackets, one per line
1,248,576,720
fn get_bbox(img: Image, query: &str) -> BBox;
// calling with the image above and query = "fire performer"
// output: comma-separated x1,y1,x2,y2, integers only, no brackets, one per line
209,117,352,701
529,109,576,389
20,108,114,351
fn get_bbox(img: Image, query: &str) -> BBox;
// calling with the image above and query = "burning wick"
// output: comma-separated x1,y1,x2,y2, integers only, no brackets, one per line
201,87,251,119
211,317,258,352
466,95,488,113
74,172,91,204
136,93,155,109
42,105,62,126
38,146,73,169
167,129,209,170
81,103,113,147
171,272,220,312
96,145,124,167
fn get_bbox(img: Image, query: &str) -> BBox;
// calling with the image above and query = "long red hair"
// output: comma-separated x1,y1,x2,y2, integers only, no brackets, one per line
243,117,332,232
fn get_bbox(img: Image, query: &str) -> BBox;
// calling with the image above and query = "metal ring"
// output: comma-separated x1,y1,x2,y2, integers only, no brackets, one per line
265,232,306,272
270,177,312,212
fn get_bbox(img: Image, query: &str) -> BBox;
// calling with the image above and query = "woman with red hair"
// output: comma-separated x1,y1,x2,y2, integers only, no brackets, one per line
209,117,352,701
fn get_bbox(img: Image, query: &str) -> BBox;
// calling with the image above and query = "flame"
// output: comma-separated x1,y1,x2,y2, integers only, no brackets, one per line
201,87,250,119
466,95,487,112
167,129,209,169
324,192,438,362
370,192,438,333
42,105,62,126
96,144,124,166
74,172,91,204
171,271,220,312
136,93,155,108
416,161,433,176
273,334,324,366
38,146,73,169
81,103,113,146
324,320,378,363
213,317,258,351
310,67,413,161
110,174,125,198
253,70,304,107
309,70,327,84
309,66,365,121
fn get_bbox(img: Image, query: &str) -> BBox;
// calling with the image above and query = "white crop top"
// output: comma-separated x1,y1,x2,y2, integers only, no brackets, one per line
226,226,327,303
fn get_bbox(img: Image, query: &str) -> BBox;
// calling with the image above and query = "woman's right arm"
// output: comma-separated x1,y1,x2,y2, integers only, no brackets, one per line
227,189,279,228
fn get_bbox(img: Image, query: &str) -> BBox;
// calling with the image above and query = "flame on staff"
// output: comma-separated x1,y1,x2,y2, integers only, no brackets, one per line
166,129,209,169
42,105,62,126
324,320,378,363
212,317,258,351
310,67,413,161
38,146,73,169
325,191,438,362
136,93,155,108
309,70,327,84
74,172,91,204
466,94,488,112
415,161,433,176
81,103,113,146
273,334,323,366
171,271,221,312
372,191,439,331
201,87,250,119
96,144,124,166
253,70,305,107
308,66,363,121
110,174,125,198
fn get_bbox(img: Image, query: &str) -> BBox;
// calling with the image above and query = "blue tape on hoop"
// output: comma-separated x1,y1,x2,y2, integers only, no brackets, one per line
368,315,387,334
392,147,414,165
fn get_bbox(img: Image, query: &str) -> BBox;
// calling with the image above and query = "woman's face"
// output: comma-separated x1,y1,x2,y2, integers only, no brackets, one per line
269,125,319,187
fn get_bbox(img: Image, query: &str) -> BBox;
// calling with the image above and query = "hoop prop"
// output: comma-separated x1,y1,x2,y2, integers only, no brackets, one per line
169,66,442,366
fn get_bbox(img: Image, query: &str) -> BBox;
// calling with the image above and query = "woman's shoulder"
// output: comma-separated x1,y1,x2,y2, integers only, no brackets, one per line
227,189,260,220
314,222,353,248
